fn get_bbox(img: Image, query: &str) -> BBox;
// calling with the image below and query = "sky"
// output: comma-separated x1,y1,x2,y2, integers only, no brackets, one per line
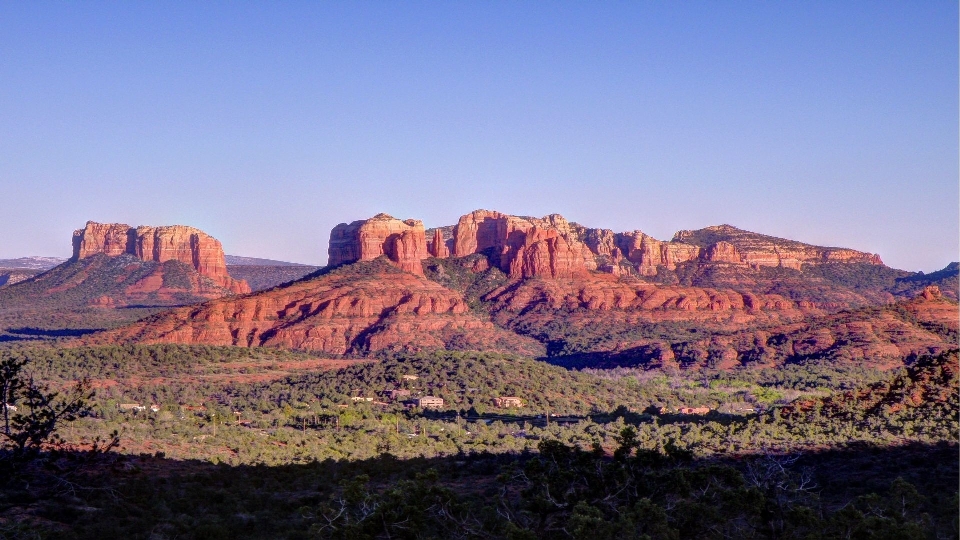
0,2,956,271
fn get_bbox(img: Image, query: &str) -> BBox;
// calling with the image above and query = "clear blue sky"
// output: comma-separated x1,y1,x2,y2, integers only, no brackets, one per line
1,2,956,271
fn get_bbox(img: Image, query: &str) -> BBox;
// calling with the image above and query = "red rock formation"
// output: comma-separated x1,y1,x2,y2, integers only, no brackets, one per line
451,210,595,278
619,232,700,275
508,227,589,279
452,210,527,260
71,221,248,293
702,241,742,264
96,262,543,356
328,214,428,275
673,224,883,269
438,211,889,280
72,222,134,258
387,229,429,275
580,228,619,257
428,228,450,258
484,273,809,322
902,286,959,333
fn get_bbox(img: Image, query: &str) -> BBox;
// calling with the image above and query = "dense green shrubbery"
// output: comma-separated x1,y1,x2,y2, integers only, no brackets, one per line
0,345,953,468
0,345,955,537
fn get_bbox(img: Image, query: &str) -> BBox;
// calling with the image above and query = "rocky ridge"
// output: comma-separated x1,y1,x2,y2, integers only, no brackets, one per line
96,259,542,356
673,224,884,269
333,210,884,281
89,209,955,368
545,288,957,371
72,221,249,293
0,222,249,318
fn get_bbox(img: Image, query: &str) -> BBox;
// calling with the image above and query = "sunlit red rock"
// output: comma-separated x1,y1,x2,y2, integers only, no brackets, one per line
71,221,248,293
328,214,428,275
428,228,450,258
95,261,543,356
674,224,883,270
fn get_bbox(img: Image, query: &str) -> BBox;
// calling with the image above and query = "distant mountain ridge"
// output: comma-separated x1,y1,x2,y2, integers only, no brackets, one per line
0,256,67,270
0,221,248,311
225,255,315,266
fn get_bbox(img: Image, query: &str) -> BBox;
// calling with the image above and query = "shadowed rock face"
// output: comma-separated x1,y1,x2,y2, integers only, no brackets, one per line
72,221,249,294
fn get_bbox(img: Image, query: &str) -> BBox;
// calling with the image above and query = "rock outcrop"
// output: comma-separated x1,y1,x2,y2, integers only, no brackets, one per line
428,228,450,258
702,241,742,264
330,211,887,282
618,232,701,275
96,260,543,356
82,209,951,367
71,221,248,293
674,225,883,269
328,214,428,275
449,210,593,279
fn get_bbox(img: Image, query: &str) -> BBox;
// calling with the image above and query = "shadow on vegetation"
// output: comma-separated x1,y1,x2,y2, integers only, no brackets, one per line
542,348,658,370
0,327,106,343
2,440,956,539
3,327,104,338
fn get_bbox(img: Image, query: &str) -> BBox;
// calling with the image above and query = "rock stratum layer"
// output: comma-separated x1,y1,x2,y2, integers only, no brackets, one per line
673,224,884,269
331,210,884,280
96,260,542,356
72,221,248,293
0,222,249,314
328,214,428,275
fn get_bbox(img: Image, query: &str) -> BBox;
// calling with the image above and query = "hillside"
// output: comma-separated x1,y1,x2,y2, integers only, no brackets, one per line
226,264,321,291
780,349,958,441
90,210,957,371
0,222,252,343
544,288,957,371
0,267,42,287
94,258,544,356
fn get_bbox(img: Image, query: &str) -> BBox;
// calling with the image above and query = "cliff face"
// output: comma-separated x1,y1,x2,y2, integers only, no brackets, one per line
450,210,593,279
617,232,701,275
72,222,135,258
72,221,249,294
326,210,886,281
673,224,883,269
328,214,428,275
428,228,450,258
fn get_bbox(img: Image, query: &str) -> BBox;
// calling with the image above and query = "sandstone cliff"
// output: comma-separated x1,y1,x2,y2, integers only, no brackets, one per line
72,221,249,293
449,210,594,279
673,224,883,269
82,209,952,366
328,214,428,275
328,210,889,282
428,228,450,258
